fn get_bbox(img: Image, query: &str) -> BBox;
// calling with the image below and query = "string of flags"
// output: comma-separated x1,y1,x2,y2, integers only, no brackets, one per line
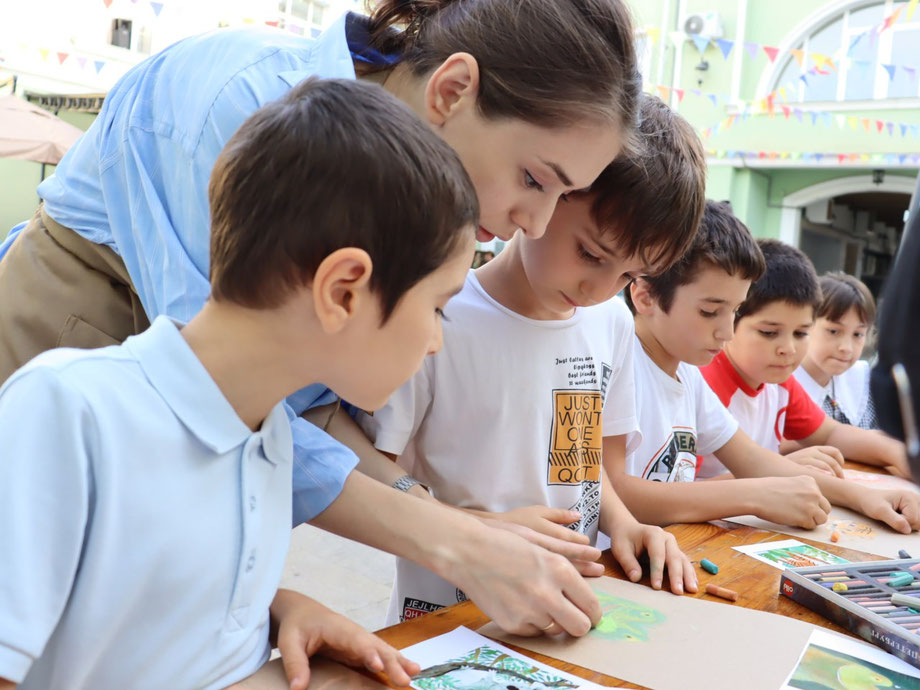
0,0,313,79
707,149,920,166
639,1,920,89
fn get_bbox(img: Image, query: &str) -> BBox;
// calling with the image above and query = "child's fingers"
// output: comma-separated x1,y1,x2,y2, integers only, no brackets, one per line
376,649,419,687
680,551,698,593
661,539,685,595
570,559,606,577
277,632,310,690
611,540,643,584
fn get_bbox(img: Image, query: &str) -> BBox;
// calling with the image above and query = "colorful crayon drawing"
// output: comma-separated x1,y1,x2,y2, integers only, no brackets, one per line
588,591,665,642
787,643,918,690
412,645,578,689
758,544,850,569
830,520,875,540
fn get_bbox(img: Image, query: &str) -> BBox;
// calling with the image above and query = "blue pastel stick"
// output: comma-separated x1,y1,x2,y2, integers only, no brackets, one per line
700,558,718,574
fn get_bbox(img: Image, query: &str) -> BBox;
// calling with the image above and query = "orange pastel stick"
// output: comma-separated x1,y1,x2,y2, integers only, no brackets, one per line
705,583,739,602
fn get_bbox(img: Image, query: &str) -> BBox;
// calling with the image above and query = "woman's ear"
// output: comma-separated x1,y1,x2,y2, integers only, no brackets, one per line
630,278,656,316
311,248,374,334
423,52,480,126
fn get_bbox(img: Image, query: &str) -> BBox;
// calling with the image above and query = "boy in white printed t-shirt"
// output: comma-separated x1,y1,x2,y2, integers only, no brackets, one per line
359,95,707,625
609,201,920,532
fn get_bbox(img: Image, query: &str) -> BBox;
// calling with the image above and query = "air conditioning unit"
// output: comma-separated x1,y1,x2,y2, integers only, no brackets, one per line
682,11,724,39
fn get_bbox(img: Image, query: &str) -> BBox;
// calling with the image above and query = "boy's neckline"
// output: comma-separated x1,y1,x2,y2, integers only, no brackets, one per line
634,319,680,380
800,357,832,387
721,349,765,395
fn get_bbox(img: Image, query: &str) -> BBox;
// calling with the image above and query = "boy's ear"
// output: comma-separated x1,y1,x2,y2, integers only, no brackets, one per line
312,248,374,334
424,53,480,126
630,278,657,316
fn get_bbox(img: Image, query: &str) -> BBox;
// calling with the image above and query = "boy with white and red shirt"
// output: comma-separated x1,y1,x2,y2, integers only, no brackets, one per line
698,239,910,484
698,350,824,475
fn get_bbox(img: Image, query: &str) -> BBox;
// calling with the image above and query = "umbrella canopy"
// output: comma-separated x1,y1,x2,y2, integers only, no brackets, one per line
0,94,84,165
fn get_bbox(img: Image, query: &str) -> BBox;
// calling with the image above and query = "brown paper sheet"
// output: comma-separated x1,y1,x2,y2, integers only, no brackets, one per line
480,576,816,690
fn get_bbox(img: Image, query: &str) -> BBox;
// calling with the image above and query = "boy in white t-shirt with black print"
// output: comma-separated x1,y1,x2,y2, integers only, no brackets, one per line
610,201,920,533
359,94,706,625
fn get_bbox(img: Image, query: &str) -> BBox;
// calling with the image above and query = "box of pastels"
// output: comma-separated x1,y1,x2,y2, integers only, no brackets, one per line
780,559,920,669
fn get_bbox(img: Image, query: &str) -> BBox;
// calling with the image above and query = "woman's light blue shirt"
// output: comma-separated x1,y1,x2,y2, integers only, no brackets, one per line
25,14,389,523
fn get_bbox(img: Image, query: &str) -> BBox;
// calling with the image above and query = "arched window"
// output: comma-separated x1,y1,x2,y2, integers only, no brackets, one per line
766,1,920,103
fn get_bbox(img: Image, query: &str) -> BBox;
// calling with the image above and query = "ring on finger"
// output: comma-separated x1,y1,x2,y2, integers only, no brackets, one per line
539,620,555,631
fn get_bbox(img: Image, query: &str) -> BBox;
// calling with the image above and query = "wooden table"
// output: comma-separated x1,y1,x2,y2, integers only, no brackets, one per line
375,512,888,687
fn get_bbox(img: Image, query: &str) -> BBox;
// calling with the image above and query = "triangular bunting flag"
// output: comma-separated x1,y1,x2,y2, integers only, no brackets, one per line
103,0,112,7
887,121,894,135
790,49,804,67
707,94,718,106
861,154,870,162
882,7,903,31
265,19,279,27
810,53,826,68
835,115,845,128
910,0,920,21
883,64,896,80
94,60,105,73
861,118,871,132
810,111,819,125
905,67,917,82
692,35,710,54
150,1,163,16
668,31,685,47
779,87,787,101
715,38,733,59
847,34,863,58
674,88,685,103
39,48,49,61
900,154,908,165
821,112,832,127
799,74,809,85
846,116,858,130
815,153,824,162
912,125,920,137
77,56,87,69
656,85,670,101
876,120,884,133
838,154,847,164
744,42,759,60
781,105,790,119
763,46,779,62
901,123,908,137
794,108,803,122
56,52,68,65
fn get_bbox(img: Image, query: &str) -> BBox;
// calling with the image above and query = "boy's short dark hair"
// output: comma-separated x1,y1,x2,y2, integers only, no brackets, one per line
817,272,876,325
579,92,706,273
625,200,764,314
209,78,478,320
735,238,819,324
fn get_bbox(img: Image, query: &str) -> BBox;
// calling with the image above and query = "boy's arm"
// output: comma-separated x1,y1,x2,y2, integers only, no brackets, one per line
722,429,919,533
0,370,91,685
802,417,910,476
311,470,603,636
600,435,697,594
606,439,827,527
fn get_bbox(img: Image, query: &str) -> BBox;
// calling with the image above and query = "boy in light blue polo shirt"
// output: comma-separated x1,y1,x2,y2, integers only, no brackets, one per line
0,78,478,690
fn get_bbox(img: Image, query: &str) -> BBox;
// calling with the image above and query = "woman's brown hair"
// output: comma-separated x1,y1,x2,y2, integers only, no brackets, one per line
367,0,641,152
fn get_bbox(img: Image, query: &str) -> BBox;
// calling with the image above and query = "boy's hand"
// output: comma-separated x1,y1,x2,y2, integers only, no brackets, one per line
271,590,419,689
487,506,604,576
785,446,846,478
853,489,920,535
607,518,697,595
754,476,831,528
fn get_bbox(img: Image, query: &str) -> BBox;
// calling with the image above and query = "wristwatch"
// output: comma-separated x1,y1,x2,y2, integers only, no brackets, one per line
392,474,427,493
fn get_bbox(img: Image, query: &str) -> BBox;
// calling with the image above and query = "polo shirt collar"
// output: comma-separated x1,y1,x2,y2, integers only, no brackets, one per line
714,350,764,398
124,316,290,463
278,12,400,88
